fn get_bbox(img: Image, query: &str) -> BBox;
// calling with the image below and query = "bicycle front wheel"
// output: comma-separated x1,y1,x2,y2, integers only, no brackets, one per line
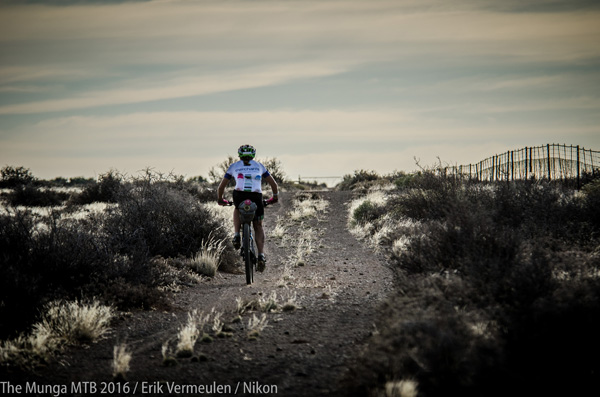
243,223,253,284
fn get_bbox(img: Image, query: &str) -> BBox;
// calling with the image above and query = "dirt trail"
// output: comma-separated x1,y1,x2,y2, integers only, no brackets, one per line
23,190,395,396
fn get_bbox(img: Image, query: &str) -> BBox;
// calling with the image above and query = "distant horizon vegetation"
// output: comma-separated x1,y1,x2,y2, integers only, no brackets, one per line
2,142,598,189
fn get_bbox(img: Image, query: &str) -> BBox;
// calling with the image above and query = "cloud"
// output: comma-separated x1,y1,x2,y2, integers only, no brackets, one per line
0,62,346,114
1,0,599,180
2,0,599,115
2,1,599,64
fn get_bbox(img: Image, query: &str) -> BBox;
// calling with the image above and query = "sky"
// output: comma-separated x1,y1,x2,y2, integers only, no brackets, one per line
1,0,599,184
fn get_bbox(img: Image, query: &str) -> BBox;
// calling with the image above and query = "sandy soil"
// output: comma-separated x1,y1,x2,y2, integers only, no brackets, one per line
7,190,396,396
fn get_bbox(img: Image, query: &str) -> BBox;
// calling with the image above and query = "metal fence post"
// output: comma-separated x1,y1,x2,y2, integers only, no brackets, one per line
547,144,552,180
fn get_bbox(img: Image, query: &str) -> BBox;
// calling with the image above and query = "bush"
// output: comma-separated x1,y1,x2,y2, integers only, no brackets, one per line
102,171,229,259
336,169,380,191
352,200,387,225
0,169,235,339
261,157,288,184
582,179,600,234
346,173,600,396
7,185,70,207
0,209,113,338
0,166,35,188
70,170,122,204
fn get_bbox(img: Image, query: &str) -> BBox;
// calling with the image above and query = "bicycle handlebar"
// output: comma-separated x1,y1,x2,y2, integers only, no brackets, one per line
219,198,275,207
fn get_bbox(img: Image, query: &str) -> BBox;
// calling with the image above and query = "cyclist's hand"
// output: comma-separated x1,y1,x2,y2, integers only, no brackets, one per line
266,196,278,205
217,198,230,206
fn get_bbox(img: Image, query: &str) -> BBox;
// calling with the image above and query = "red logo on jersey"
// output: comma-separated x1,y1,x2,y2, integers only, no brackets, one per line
237,173,244,179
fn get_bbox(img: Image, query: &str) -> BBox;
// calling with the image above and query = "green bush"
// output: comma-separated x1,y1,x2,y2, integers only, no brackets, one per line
352,200,386,225
336,169,380,191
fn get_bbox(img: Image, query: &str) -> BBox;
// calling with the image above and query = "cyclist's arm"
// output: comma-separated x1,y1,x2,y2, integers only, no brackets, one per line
217,176,231,202
265,175,278,199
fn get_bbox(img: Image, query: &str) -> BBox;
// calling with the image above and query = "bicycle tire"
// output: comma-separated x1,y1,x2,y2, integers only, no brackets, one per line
243,223,253,284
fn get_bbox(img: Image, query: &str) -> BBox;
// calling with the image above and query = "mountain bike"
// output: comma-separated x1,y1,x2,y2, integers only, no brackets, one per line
225,198,272,284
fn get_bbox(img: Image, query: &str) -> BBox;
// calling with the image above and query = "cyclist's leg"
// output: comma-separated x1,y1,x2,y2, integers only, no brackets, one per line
231,191,243,248
233,209,241,234
254,217,266,272
252,194,265,254
253,218,265,254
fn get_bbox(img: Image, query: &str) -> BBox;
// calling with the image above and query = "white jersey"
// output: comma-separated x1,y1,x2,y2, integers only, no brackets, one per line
224,160,270,193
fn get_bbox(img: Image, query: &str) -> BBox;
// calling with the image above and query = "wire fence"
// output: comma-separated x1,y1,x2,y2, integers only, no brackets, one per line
441,144,599,186
297,176,342,187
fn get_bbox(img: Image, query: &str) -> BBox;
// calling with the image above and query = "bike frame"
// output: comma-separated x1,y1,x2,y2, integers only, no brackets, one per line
225,198,271,285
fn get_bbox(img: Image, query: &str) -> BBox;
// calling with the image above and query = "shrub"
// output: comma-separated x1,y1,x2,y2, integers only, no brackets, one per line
42,176,94,188
352,200,384,225
70,170,123,204
346,173,600,396
582,179,600,233
0,166,35,188
261,157,288,184
0,209,116,338
0,169,235,339
102,172,229,259
7,185,70,207
336,169,380,191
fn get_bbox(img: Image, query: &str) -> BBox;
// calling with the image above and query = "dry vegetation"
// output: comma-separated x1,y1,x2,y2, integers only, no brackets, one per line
1,299,114,369
0,162,310,376
342,168,600,396
0,166,235,370
4,161,600,396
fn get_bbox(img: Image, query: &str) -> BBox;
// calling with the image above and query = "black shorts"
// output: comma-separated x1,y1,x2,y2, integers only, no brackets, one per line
232,191,264,221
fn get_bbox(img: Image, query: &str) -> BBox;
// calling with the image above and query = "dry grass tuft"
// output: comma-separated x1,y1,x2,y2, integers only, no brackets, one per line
269,222,287,239
247,313,269,339
112,343,132,381
188,234,226,277
0,299,113,368
175,310,209,358
161,340,177,367
37,299,114,345
381,380,419,397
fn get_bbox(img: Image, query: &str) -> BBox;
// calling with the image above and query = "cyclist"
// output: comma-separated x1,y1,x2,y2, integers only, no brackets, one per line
216,144,279,272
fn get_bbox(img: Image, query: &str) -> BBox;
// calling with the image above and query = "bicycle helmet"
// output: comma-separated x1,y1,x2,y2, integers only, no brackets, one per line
238,144,256,160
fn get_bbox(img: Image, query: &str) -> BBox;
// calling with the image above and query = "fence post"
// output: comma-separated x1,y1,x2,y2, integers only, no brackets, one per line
511,151,514,181
547,144,552,181
525,147,528,180
529,147,533,175
505,151,509,181
577,145,580,189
